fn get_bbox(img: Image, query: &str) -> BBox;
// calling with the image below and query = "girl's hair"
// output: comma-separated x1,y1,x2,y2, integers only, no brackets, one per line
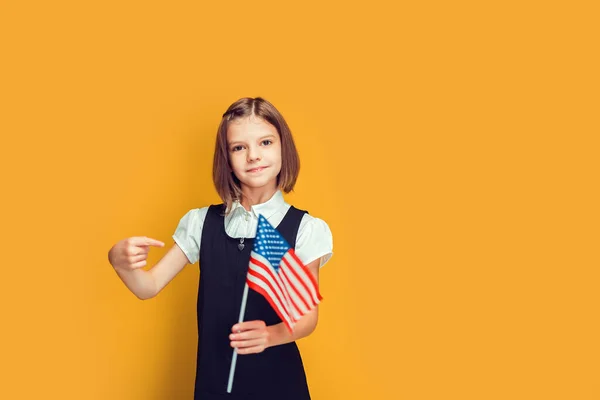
213,97,300,213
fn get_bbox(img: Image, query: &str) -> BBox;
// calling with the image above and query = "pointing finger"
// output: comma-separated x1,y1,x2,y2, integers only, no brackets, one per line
128,236,164,247
144,237,165,247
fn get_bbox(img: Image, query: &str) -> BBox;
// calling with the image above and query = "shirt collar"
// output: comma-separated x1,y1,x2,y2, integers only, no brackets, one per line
251,189,285,219
229,189,285,220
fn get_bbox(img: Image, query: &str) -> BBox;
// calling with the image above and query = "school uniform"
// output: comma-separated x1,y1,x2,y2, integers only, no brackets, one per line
173,190,333,400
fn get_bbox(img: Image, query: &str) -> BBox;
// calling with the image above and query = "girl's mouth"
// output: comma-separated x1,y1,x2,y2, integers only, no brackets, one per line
247,166,267,173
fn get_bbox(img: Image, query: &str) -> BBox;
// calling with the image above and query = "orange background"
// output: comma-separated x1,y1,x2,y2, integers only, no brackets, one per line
1,1,599,399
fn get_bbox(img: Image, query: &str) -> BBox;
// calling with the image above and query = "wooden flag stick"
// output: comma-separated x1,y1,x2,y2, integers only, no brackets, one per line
226,282,249,393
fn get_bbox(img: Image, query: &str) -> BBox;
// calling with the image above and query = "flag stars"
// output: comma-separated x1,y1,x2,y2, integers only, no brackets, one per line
252,214,293,270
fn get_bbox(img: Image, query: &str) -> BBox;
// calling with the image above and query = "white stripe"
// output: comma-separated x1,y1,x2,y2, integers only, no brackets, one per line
284,252,321,305
279,268,307,319
272,269,302,321
246,273,293,328
250,252,294,312
281,255,319,308
280,263,315,313
249,254,293,318
252,251,304,319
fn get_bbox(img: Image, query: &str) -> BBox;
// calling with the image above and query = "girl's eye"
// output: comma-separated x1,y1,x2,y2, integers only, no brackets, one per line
261,140,272,146
231,145,244,152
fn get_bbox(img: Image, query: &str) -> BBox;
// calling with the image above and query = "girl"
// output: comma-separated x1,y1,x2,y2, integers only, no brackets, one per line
108,97,333,400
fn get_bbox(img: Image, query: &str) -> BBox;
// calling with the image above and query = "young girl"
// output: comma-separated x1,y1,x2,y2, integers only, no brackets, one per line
108,97,333,400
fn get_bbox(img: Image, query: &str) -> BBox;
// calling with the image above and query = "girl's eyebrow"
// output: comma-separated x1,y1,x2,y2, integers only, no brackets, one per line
228,135,276,146
259,134,276,140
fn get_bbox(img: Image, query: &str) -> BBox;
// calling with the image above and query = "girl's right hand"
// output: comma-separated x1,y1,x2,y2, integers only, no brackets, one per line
108,236,165,270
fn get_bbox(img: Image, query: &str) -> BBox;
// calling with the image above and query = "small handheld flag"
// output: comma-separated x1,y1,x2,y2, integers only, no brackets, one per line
247,214,322,332
227,214,322,393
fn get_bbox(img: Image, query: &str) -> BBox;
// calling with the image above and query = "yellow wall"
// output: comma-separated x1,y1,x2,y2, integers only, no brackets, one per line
1,1,598,399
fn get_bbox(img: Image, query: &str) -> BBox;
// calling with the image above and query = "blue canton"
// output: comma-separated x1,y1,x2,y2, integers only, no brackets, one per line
252,214,291,272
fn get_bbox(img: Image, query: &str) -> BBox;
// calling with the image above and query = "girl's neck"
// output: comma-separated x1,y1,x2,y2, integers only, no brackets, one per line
240,186,278,211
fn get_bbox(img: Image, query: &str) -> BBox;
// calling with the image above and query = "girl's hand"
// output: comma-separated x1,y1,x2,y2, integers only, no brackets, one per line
230,321,271,355
108,236,165,270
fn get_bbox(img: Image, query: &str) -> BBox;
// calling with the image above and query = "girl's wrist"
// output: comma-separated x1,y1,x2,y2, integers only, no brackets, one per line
266,323,292,349
265,325,275,349
266,324,282,349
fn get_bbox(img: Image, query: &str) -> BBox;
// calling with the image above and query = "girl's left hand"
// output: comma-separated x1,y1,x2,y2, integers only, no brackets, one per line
230,320,270,355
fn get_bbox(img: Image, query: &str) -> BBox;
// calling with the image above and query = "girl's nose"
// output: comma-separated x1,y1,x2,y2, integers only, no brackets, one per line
247,147,261,162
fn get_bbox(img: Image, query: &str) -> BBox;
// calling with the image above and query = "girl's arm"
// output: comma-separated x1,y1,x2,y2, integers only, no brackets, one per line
109,237,190,300
229,258,321,354
266,305,319,348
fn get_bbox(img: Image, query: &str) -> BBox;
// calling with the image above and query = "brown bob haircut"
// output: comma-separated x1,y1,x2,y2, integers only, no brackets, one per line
213,97,300,212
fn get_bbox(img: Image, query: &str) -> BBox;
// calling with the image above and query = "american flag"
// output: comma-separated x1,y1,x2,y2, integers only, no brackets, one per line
246,214,322,332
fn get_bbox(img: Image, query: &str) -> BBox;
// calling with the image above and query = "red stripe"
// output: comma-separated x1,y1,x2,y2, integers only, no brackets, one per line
289,249,323,301
284,259,318,309
248,259,290,319
251,255,303,321
247,268,289,320
282,255,318,308
287,251,322,303
249,255,292,313
280,262,311,311
247,281,293,334
278,267,303,320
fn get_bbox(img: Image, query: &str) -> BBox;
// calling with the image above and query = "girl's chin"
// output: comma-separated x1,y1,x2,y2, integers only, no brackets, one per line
239,177,278,189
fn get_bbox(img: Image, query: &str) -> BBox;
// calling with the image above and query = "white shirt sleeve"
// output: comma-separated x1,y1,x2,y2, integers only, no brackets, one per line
295,214,334,268
172,207,208,265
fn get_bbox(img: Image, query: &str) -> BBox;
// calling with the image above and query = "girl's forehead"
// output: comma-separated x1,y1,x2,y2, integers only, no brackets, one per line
227,116,279,138
231,114,262,124
229,114,267,127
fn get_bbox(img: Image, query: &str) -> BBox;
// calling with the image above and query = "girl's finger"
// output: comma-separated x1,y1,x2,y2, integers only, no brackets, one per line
128,254,147,263
128,236,164,247
236,345,265,355
130,260,147,269
127,245,148,257
232,320,265,332
229,329,267,341
231,338,266,349
143,237,165,247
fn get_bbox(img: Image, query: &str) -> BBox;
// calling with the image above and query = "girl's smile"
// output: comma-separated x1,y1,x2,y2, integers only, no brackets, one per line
247,166,268,173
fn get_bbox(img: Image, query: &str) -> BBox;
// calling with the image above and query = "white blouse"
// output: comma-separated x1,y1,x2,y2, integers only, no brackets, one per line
172,190,333,268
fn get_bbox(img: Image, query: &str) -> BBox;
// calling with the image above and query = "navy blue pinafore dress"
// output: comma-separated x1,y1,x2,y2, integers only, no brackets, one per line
194,204,312,400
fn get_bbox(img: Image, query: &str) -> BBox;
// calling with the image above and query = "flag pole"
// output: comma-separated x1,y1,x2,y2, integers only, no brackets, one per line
227,282,249,393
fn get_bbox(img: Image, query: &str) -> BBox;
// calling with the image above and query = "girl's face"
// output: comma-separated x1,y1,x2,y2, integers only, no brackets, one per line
227,115,282,192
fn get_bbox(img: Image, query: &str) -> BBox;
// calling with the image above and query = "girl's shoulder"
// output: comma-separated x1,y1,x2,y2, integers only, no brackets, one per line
175,201,237,237
298,211,332,235
177,202,228,222
172,205,223,265
176,206,210,226
296,211,334,267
